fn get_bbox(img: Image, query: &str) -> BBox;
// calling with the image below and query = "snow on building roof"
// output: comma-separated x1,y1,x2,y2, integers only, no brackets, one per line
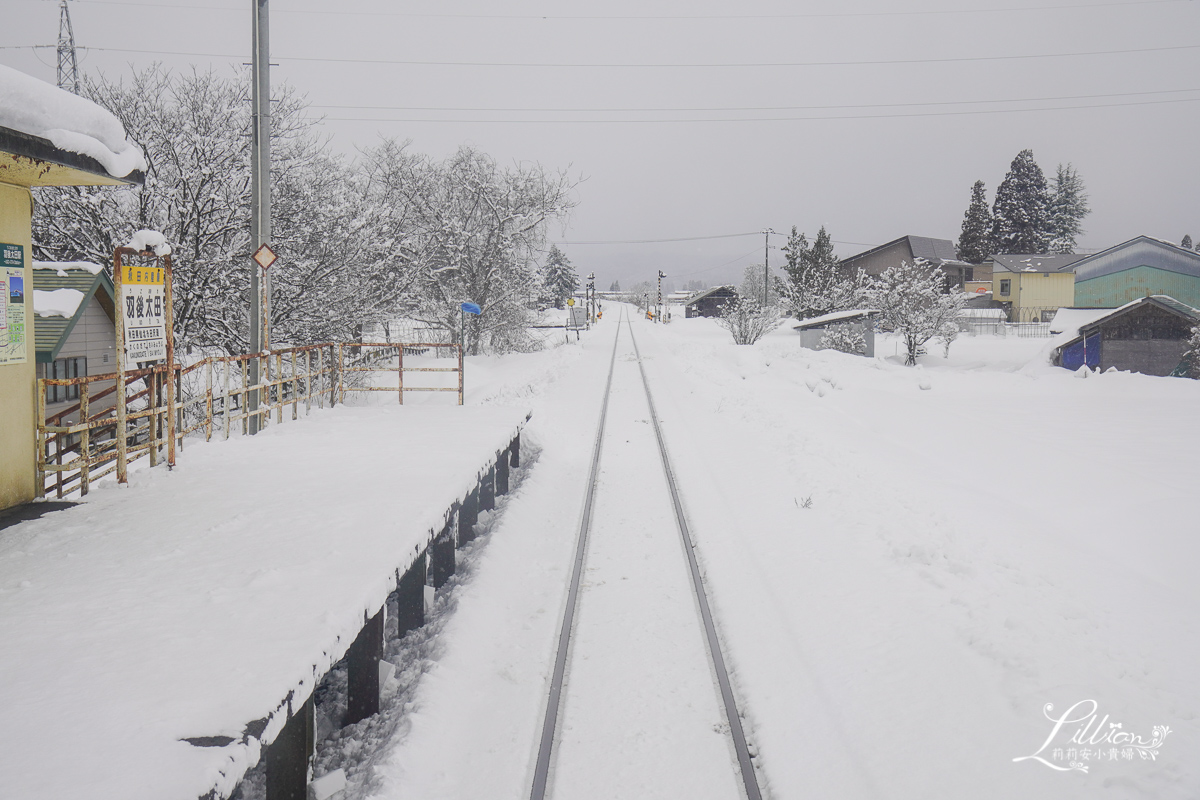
0,64,147,179
31,263,115,361
792,308,880,329
1049,306,1111,335
990,253,1088,273
34,259,105,275
32,287,85,318
683,285,737,305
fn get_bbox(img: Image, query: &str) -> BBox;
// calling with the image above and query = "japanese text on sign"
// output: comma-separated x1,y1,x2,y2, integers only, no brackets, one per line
121,263,167,363
1,243,27,365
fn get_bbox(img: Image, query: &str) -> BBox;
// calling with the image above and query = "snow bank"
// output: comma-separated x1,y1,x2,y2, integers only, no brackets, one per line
0,404,529,800
0,64,147,178
33,260,105,275
32,287,85,318
126,229,171,256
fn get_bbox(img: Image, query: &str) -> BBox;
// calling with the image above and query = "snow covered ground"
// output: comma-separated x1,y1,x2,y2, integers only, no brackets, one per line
2,308,1194,799
359,309,1197,800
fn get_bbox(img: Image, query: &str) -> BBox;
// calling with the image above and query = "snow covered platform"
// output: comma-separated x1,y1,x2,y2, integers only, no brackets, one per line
0,404,528,800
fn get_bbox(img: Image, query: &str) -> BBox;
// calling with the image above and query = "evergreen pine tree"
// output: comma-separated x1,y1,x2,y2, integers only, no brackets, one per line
777,225,847,318
1047,163,1090,254
1182,235,1193,250
541,245,578,309
957,180,993,263
609,280,621,292
991,149,1050,253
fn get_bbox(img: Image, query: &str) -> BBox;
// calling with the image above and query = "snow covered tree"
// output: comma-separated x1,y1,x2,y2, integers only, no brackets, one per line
717,295,782,345
684,279,705,292
777,225,852,318
1184,323,1200,379
739,263,780,307
820,322,866,355
870,260,968,365
1047,163,1090,254
609,280,621,292
991,149,1050,254
1182,235,1193,250
540,245,578,308
957,180,993,263
32,66,384,353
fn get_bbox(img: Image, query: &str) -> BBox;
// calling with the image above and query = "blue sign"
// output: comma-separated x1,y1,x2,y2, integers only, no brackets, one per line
460,302,482,315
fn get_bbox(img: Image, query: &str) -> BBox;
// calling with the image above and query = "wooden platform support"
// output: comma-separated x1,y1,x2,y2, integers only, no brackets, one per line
457,490,479,547
394,553,426,637
480,465,495,512
496,449,510,496
344,608,384,726
265,693,314,800
430,520,456,589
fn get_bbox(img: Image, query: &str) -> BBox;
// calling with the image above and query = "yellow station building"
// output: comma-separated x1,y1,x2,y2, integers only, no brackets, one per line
0,67,144,511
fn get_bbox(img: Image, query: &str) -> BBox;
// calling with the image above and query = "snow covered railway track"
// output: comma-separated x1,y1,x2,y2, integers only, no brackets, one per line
529,312,764,800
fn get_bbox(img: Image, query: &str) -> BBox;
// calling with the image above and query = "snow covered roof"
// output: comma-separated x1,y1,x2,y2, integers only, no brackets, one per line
30,263,115,362
1049,306,1110,335
683,285,737,305
843,235,961,266
792,308,880,329
0,64,146,182
1069,235,1200,283
990,253,1087,273
1049,295,1200,353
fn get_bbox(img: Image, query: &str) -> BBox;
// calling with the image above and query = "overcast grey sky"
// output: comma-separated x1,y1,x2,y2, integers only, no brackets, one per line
4,0,1198,290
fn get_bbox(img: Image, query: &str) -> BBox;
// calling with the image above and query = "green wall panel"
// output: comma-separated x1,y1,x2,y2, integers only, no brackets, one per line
1074,266,1200,309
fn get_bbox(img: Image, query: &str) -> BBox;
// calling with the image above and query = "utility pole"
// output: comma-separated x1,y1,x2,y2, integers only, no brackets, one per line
761,228,776,307
587,272,595,325
248,0,271,435
656,270,665,323
56,0,80,94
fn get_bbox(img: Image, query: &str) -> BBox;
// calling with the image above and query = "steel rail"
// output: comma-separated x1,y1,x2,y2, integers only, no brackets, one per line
529,309,624,800
626,318,765,800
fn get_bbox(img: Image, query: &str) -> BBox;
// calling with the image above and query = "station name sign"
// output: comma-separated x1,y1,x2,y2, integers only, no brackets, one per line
121,264,167,362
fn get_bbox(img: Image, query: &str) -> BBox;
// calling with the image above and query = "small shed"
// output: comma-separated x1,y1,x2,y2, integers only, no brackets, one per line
684,285,737,318
1052,295,1199,376
792,309,880,356
32,261,117,414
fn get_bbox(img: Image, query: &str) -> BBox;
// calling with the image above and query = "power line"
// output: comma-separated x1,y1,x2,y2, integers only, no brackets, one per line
557,231,762,245
555,232,877,248
11,41,1193,69
52,0,1197,19
309,87,1200,113
320,95,1200,123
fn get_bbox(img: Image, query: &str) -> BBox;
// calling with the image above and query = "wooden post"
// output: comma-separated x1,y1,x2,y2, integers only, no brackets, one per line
344,608,384,726
394,553,426,637
35,380,46,499
164,254,176,468
265,693,314,800
430,520,455,589
458,490,479,547
205,358,214,442
114,248,128,484
457,343,463,405
291,349,298,420
398,345,404,405
79,382,90,496
480,465,495,512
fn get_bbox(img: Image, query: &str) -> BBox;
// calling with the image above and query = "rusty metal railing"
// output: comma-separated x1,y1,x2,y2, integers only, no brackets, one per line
36,340,462,499
338,342,464,405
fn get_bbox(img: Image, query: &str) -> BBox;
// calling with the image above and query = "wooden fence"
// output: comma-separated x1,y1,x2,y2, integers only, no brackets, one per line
36,342,463,499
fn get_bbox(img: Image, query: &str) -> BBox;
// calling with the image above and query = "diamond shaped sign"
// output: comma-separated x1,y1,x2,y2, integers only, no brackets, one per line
252,243,278,271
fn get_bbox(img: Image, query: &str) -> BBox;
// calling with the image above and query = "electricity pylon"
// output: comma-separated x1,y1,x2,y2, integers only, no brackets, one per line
57,0,80,93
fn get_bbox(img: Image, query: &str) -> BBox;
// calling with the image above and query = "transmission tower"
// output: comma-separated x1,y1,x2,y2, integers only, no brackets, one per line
57,0,80,93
